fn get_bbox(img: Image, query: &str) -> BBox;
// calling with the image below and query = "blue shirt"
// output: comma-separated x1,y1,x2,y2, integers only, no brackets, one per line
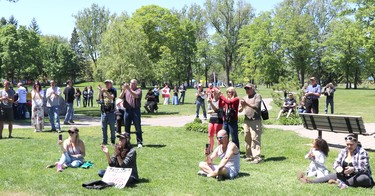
305,84,321,99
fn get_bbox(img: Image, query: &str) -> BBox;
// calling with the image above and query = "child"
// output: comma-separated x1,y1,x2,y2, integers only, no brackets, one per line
305,138,329,178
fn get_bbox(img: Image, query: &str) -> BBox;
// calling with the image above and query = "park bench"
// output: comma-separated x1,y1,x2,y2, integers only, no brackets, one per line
299,113,374,138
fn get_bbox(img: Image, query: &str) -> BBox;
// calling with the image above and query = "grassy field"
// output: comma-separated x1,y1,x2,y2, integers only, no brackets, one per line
1,126,374,195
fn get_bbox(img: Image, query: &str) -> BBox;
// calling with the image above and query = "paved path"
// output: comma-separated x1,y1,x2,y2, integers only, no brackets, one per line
11,98,375,150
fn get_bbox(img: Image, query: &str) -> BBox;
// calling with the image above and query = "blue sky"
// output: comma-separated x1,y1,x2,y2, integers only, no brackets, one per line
0,0,283,38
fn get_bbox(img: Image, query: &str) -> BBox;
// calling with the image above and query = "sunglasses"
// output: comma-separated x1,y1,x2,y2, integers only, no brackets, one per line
245,87,252,90
217,136,227,140
68,131,76,134
345,136,357,142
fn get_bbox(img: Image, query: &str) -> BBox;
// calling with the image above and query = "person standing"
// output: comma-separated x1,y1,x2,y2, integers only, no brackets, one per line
305,77,321,114
75,88,81,108
206,83,214,110
63,80,75,125
323,83,336,114
239,83,262,164
153,85,160,103
82,87,88,107
172,86,179,105
207,88,225,152
46,80,61,132
195,84,207,120
178,84,186,104
0,80,15,139
161,83,170,105
119,79,143,148
98,80,117,145
88,86,94,107
16,83,28,120
31,81,44,132
220,87,240,149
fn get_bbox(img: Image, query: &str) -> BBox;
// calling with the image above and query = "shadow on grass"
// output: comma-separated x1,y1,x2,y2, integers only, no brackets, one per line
263,156,287,162
142,111,179,117
237,172,250,178
5,136,32,140
143,144,166,148
127,178,150,188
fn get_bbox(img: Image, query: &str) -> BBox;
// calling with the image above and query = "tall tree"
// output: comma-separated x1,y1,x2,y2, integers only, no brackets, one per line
73,3,113,78
28,17,41,34
0,24,18,82
7,15,17,26
205,0,254,86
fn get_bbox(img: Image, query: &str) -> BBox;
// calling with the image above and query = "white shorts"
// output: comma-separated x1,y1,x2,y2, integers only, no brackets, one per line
210,164,238,179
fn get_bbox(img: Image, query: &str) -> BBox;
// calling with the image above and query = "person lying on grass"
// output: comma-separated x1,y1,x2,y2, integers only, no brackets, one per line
198,129,240,181
99,132,139,185
56,127,85,172
298,134,374,189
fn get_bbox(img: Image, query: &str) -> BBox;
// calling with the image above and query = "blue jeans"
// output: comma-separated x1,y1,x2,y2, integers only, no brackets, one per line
59,152,83,168
101,112,116,144
224,120,239,149
17,103,27,119
325,97,334,114
124,108,143,145
195,100,207,119
47,106,60,131
64,102,74,122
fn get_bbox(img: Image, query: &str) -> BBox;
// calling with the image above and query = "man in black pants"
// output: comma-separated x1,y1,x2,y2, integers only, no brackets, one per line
304,77,321,114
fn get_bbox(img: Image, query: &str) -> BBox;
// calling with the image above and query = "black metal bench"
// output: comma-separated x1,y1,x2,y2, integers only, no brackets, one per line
299,113,374,138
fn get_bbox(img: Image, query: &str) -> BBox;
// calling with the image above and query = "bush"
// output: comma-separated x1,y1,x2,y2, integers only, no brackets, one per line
279,115,302,125
185,119,207,133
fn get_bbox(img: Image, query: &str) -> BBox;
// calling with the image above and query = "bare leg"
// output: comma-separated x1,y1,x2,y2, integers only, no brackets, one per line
199,162,214,174
286,109,292,118
8,121,12,137
276,110,283,120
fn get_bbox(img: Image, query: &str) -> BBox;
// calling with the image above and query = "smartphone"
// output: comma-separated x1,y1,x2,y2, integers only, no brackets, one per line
205,144,210,155
58,134,62,141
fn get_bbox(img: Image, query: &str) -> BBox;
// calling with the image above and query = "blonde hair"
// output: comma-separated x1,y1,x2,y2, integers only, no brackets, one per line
226,87,238,98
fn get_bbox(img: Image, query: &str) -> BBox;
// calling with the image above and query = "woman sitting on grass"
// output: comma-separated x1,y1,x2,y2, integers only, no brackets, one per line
56,127,85,172
304,138,329,178
298,134,374,189
99,132,139,185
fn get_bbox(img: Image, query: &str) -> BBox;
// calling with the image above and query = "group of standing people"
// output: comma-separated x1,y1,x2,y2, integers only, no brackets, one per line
198,83,264,181
159,83,186,105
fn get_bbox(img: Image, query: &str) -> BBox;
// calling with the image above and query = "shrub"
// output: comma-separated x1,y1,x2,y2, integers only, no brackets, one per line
185,119,207,133
279,115,302,125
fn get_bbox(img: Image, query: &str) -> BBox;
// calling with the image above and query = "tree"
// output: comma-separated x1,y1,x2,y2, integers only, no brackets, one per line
205,0,254,86
7,15,17,26
73,3,113,78
28,17,41,34
0,24,18,82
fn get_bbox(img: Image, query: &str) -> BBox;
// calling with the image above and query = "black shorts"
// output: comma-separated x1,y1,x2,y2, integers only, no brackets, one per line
0,107,14,122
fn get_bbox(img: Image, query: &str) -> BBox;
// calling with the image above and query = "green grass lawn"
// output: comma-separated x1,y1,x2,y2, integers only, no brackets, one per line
1,126,375,195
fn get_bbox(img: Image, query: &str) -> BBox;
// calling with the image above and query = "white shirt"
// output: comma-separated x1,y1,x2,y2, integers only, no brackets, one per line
17,86,27,103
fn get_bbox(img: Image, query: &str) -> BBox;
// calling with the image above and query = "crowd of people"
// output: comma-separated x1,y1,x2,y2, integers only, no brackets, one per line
1,78,373,190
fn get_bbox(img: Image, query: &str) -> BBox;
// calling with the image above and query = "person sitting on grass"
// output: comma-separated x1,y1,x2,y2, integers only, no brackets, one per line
144,88,158,113
98,132,139,185
198,129,240,181
298,134,374,189
56,127,85,172
276,93,296,120
304,138,330,178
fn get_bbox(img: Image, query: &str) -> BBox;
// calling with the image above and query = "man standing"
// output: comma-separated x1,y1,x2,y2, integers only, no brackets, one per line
98,80,117,145
119,79,143,148
0,81,15,139
46,80,61,132
16,83,27,120
198,129,240,180
323,83,335,114
178,84,186,104
153,85,160,103
239,83,262,164
195,84,207,120
63,80,75,125
305,77,321,114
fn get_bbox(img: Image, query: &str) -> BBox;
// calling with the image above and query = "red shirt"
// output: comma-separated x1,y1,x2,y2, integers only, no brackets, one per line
220,95,239,121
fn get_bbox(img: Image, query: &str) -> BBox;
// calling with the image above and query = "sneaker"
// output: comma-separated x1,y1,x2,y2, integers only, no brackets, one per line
250,158,262,164
328,179,338,184
216,175,225,181
197,170,207,177
63,121,70,125
138,143,143,148
69,120,75,124
56,163,63,172
57,130,61,133
244,157,254,162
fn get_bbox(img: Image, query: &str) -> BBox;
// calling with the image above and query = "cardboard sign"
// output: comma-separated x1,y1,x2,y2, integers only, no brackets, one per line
102,166,132,189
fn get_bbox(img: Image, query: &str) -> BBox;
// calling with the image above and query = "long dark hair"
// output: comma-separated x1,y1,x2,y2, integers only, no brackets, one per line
33,81,42,92
315,138,329,157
